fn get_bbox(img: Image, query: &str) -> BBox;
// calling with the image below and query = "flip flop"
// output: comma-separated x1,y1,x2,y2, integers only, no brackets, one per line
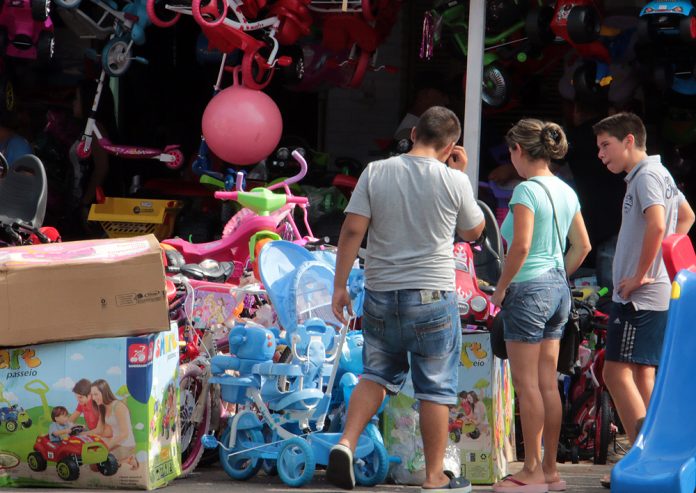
326,443,355,490
420,473,472,493
548,479,566,491
493,475,549,493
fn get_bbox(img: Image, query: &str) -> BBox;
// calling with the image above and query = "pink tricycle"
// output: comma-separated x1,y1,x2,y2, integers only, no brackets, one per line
76,70,184,169
162,150,316,280
0,0,54,60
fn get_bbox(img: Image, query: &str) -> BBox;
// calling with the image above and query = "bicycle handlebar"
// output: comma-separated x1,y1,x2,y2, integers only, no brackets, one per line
213,191,308,204
268,149,307,191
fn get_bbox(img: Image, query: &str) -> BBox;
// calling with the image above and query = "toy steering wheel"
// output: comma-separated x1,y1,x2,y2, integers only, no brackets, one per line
70,425,85,436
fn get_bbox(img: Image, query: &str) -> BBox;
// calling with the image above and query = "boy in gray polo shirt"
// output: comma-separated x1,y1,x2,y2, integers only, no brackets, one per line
593,113,695,486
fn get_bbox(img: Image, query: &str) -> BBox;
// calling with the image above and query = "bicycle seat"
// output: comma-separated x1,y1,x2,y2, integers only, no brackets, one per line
0,155,47,229
162,214,280,263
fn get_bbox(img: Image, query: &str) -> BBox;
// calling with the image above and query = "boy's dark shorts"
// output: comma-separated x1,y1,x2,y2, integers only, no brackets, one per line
605,302,668,366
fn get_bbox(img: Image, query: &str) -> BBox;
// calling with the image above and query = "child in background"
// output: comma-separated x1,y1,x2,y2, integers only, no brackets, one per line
69,378,99,431
49,406,73,442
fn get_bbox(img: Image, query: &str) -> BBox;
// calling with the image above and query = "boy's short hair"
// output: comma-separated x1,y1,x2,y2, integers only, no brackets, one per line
413,106,461,151
592,112,647,150
72,378,91,396
51,406,69,421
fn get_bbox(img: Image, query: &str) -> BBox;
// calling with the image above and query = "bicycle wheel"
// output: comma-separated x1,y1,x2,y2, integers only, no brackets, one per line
179,364,211,476
594,390,612,465
568,389,595,460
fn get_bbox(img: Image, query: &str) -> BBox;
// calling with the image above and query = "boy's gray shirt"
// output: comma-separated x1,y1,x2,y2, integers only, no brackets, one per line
613,155,685,310
345,154,484,292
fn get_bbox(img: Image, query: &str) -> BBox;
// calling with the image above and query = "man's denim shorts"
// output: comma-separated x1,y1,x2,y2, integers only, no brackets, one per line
361,288,461,406
501,268,571,344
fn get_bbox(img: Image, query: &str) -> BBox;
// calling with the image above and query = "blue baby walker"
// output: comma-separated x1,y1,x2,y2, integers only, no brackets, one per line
202,241,388,487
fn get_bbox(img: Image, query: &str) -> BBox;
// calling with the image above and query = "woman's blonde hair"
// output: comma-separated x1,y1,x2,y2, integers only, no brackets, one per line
505,118,568,161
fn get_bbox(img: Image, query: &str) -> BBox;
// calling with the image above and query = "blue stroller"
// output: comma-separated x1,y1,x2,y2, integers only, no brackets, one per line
202,241,388,487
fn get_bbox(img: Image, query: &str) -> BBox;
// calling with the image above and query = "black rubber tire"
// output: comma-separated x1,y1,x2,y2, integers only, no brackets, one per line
567,6,601,44
679,14,696,44
594,390,612,465
637,17,652,42
525,6,555,48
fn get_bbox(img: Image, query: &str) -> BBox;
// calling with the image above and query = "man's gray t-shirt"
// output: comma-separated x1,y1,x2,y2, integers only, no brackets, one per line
345,154,484,291
613,155,685,311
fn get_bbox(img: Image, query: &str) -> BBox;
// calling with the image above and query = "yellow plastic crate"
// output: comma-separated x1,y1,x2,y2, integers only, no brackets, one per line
88,197,184,240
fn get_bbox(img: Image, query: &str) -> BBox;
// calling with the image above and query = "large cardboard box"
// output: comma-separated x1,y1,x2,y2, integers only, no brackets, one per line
0,323,181,489
383,331,515,485
0,234,169,347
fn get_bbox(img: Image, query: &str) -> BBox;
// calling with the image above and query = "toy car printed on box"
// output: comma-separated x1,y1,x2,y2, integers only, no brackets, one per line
28,426,118,481
0,404,32,432
0,323,181,489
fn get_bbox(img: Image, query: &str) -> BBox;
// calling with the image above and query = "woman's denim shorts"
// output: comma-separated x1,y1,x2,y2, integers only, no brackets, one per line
501,268,571,344
361,288,461,406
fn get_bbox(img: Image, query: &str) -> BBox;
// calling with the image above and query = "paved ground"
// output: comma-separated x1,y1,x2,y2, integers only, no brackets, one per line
2,437,627,492
0,460,614,492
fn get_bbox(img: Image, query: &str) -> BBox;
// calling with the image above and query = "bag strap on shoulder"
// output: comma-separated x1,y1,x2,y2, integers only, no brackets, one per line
528,178,571,285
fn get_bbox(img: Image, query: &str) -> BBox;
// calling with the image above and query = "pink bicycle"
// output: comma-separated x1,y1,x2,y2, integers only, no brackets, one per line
162,150,316,280
76,70,184,169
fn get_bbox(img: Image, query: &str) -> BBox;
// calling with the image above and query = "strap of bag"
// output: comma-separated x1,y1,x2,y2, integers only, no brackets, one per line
528,178,570,284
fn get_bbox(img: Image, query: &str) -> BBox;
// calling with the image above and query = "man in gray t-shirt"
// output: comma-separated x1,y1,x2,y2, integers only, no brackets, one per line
593,113,695,473
326,107,484,493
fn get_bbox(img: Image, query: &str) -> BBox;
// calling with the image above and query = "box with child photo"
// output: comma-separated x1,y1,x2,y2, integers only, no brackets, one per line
383,331,515,485
0,323,180,489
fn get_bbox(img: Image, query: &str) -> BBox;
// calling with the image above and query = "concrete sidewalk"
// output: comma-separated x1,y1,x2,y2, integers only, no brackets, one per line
0,461,613,492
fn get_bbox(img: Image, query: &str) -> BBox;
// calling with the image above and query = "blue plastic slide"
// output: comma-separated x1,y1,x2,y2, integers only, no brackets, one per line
612,268,696,493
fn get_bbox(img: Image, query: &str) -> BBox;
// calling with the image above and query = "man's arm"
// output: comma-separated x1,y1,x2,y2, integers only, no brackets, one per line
617,204,665,299
332,213,370,324
677,199,695,235
456,220,485,242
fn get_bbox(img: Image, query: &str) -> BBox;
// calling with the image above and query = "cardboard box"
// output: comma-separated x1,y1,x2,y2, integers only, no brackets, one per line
0,235,169,347
0,323,181,489
383,331,515,485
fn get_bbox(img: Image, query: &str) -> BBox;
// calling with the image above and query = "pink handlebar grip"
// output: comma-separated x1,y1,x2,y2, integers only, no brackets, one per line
286,196,309,205
214,191,238,200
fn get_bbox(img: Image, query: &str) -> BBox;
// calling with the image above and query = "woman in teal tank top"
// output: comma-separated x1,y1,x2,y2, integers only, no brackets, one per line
491,119,591,493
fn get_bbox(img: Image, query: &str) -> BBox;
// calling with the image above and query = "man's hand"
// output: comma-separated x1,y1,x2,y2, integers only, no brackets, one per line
488,164,519,184
332,286,353,325
617,275,654,300
447,145,468,172
490,288,506,308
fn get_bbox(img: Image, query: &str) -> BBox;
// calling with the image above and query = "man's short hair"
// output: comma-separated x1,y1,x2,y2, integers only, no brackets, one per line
413,106,461,151
592,112,647,150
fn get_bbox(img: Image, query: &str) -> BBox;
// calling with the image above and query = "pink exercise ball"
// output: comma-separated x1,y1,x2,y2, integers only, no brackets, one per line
202,84,283,165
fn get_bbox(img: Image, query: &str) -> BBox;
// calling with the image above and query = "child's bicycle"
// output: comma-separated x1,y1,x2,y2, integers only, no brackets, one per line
557,293,623,465
162,150,317,281
75,69,184,168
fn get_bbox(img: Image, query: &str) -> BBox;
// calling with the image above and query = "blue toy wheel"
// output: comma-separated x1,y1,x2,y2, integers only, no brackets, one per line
354,439,388,486
218,427,263,480
277,437,315,487
102,37,132,77
53,0,81,9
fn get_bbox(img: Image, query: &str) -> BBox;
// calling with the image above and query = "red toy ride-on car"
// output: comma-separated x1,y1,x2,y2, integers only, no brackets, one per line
27,426,119,481
0,0,54,60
